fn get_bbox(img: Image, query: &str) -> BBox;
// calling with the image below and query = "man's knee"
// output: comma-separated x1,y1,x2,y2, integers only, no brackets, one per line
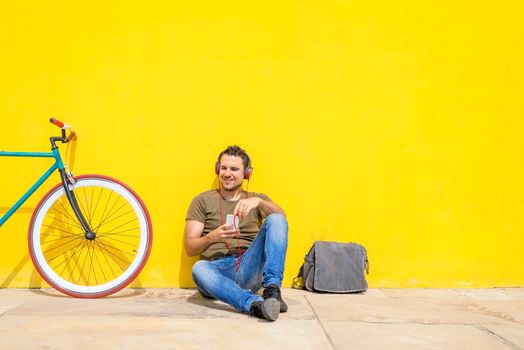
264,214,288,244
265,213,288,229
192,260,211,282
192,261,216,298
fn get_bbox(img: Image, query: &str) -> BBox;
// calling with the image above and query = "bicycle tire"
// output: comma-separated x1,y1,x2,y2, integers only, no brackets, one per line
28,174,153,298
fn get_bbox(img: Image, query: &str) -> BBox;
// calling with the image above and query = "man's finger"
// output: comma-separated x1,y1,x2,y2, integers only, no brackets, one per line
221,231,240,238
233,203,240,216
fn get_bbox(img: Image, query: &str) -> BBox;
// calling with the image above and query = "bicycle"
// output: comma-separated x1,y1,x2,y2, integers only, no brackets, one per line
0,118,153,298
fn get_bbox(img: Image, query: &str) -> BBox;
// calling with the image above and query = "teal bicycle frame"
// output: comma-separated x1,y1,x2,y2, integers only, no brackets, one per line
0,134,94,237
0,150,63,226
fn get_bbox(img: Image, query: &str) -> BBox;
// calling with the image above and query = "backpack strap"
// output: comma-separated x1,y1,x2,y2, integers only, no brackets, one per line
292,264,306,289
362,246,370,274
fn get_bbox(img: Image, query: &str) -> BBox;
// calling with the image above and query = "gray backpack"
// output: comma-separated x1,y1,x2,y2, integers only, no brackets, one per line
294,241,369,293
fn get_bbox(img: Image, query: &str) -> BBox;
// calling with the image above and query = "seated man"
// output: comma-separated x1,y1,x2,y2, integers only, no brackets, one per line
184,145,288,321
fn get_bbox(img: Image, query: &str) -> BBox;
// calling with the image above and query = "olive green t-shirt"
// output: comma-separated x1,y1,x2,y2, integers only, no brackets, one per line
186,190,271,260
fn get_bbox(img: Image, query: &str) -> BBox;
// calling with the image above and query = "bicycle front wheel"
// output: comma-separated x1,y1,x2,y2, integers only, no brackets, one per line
28,175,153,298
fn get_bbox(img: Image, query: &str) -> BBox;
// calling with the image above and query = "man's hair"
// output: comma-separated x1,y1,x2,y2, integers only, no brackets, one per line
218,145,251,169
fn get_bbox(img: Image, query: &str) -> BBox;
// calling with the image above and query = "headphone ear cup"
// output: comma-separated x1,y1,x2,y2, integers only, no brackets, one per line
244,167,253,180
215,161,220,175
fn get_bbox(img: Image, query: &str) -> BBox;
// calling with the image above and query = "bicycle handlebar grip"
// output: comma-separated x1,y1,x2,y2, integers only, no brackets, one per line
70,131,78,141
50,118,65,128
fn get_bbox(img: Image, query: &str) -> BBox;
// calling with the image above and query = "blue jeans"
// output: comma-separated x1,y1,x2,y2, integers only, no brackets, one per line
192,214,288,313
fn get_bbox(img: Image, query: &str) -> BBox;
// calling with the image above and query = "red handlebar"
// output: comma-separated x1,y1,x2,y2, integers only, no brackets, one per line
50,117,77,141
50,118,65,128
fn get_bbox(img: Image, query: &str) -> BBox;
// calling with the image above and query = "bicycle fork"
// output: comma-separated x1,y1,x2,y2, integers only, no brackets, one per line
50,135,96,240
58,168,97,240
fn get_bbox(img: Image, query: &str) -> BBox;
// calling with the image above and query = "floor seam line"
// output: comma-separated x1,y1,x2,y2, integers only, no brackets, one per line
304,294,337,350
474,325,522,350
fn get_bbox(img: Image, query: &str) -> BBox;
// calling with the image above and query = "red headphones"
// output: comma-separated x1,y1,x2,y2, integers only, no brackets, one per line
215,153,253,180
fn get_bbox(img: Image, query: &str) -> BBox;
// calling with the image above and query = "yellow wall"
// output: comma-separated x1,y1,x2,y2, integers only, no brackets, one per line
1,1,523,289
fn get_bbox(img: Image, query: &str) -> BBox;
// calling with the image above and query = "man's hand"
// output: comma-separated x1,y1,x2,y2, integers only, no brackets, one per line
184,220,240,257
206,224,240,242
233,196,286,219
233,197,262,219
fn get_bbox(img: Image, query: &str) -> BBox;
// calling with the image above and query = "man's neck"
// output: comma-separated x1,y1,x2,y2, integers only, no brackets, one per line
219,188,243,201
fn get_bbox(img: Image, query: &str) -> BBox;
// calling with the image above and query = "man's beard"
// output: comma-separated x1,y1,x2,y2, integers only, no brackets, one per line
221,180,242,192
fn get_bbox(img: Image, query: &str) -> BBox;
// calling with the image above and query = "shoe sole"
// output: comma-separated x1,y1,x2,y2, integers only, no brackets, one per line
261,298,280,321
263,298,287,313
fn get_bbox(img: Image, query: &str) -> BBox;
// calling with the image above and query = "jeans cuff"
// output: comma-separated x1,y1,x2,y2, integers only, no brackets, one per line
245,295,264,313
263,278,282,289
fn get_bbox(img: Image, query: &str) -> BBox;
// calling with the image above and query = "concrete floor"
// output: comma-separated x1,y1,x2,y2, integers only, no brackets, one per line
0,288,522,349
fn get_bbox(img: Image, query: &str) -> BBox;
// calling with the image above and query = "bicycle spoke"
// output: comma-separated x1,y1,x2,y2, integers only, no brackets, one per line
92,245,107,283
94,240,117,279
103,196,126,220
97,226,140,235
94,198,127,233
41,224,82,236
97,190,114,232
96,218,138,238
75,188,90,228
60,239,90,279
51,202,82,227
95,193,121,232
43,236,85,254
56,199,83,226
96,239,134,264
95,209,135,232
81,187,91,226
86,242,96,285
97,228,141,238
90,186,104,228
44,213,84,231
99,235,139,247
41,234,82,244
81,186,96,227
41,232,78,238
89,186,95,226
76,243,89,284
98,223,140,237
46,238,86,267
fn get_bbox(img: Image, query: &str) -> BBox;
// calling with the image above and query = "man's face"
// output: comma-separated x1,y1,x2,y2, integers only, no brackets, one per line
218,154,245,191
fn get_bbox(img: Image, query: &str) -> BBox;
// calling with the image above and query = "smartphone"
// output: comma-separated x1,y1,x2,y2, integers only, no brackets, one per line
226,214,240,229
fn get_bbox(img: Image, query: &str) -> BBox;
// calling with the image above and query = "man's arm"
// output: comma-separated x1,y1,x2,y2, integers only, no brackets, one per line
233,197,285,219
184,220,240,257
257,198,285,218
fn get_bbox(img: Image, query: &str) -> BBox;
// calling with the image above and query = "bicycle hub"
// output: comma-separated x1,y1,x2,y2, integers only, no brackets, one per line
85,231,96,240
